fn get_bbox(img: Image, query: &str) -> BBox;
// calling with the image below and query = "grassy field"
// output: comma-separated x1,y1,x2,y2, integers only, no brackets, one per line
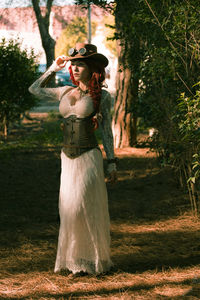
1,114,200,299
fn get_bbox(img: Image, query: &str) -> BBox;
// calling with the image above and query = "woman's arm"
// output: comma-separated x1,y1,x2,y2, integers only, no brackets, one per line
99,90,117,176
29,56,69,101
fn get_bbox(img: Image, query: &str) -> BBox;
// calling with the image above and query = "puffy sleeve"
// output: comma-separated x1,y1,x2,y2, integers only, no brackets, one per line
99,90,115,161
28,67,69,101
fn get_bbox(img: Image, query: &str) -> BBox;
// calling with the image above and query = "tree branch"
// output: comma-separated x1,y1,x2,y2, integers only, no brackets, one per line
143,0,187,68
46,0,54,21
176,72,194,96
32,0,43,23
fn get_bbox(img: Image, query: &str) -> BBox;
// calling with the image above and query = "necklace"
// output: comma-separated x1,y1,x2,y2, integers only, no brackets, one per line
78,87,89,98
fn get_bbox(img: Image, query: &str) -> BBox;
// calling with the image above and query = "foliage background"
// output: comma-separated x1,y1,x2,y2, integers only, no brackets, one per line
0,38,38,136
55,16,97,57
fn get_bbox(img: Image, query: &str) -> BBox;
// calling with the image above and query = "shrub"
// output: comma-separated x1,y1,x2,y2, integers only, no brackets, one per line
150,88,200,215
0,38,38,138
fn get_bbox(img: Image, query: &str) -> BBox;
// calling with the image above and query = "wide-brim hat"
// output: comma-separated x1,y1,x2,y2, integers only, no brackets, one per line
68,43,109,67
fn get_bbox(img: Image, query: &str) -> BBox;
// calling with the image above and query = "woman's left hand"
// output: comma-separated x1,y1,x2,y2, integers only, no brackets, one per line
107,170,118,184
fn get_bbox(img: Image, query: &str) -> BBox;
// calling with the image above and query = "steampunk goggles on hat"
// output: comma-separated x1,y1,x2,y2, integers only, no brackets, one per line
67,43,109,67
68,47,87,57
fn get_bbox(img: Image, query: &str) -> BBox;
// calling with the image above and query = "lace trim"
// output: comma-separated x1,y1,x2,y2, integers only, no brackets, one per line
55,258,113,275
28,67,67,101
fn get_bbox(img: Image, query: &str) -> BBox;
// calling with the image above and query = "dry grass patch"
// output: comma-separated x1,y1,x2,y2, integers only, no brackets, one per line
1,264,200,299
1,214,200,299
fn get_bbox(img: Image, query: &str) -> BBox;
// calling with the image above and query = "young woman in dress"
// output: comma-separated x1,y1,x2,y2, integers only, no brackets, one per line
29,43,117,275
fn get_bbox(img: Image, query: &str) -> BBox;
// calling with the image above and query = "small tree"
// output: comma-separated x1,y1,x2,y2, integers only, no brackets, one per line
1,0,55,67
0,38,38,138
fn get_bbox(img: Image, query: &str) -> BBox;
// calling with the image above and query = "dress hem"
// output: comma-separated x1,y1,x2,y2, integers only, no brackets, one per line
54,261,113,275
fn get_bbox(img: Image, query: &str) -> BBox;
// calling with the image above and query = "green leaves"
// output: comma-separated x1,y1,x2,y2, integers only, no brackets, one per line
0,38,38,135
188,154,200,184
55,16,97,58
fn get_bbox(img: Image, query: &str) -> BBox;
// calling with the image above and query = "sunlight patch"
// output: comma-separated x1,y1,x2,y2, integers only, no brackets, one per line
154,285,192,297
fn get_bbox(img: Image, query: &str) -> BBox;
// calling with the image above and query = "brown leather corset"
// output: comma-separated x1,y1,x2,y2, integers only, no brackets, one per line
61,114,98,158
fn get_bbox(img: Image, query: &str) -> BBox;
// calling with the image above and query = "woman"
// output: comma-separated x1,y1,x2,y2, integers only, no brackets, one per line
29,43,117,275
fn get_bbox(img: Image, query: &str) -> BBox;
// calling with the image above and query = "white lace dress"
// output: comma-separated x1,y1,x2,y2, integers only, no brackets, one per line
29,68,115,274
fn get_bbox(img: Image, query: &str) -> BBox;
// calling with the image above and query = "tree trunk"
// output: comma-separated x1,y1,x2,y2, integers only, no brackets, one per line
112,40,139,148
3,115,8,139
43,37,56,68
32,0,55,67
112,0,140,148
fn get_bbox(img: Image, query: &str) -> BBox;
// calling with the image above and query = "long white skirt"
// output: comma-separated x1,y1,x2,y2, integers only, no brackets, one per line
54,148,113,274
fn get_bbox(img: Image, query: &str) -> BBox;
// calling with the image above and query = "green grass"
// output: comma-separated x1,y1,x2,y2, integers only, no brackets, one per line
0,114,103,156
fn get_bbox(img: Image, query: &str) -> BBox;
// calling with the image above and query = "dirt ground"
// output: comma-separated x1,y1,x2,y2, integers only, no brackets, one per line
1,115,200,299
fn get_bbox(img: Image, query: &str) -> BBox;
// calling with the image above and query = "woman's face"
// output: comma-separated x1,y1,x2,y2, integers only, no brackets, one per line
71,60,91,84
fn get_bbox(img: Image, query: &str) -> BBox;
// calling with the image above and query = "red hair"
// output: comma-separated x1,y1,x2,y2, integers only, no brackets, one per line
68,64,79,86
68,58,105,113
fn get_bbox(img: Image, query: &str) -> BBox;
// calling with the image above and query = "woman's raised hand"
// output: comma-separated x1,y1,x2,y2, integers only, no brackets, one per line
55,55,69,69
49,55,69,72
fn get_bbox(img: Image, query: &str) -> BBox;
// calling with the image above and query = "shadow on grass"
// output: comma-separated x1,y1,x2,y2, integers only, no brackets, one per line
111,229,200,273
2,226,200,276
0,147,193,278
108,156,188,222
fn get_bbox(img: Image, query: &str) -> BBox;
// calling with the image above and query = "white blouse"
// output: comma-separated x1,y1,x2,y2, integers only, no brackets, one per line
29,67,115,160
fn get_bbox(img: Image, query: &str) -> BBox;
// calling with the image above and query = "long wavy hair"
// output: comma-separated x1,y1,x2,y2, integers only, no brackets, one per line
68,58,106,113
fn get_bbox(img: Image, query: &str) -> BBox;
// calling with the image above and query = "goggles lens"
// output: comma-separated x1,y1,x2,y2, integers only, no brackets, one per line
79,48,87,55
68,48,76,56
68,47,87,57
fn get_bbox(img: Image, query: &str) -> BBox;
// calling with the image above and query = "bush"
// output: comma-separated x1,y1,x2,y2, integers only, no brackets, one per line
0,38,38,138
150,88,200,215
